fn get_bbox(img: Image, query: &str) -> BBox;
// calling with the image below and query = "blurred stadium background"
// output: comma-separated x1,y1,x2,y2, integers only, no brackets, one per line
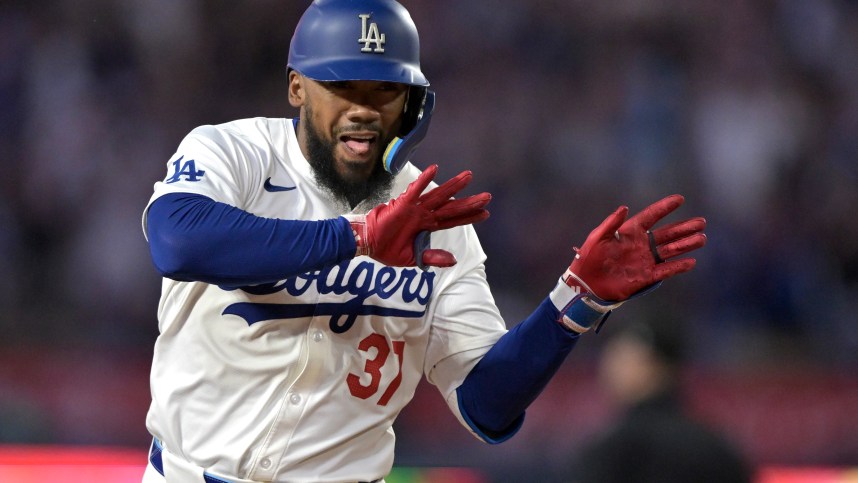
1,0,857,481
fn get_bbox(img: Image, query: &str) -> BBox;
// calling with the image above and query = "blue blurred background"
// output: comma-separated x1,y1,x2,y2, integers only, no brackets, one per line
1,1,857,481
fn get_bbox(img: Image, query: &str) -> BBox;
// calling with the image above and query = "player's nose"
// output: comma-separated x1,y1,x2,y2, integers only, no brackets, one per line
344,97,382,124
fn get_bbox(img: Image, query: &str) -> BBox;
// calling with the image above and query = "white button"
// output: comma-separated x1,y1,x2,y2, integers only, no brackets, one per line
312,331,324,342
259,458,271,469
290,393,302,405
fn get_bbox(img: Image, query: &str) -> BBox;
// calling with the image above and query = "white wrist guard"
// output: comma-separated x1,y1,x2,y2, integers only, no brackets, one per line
548,269,624,333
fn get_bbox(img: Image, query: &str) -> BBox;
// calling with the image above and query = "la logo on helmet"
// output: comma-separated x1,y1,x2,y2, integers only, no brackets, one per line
358,14,386,53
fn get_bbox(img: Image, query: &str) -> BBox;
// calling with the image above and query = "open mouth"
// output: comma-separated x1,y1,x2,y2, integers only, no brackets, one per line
339,132,377,157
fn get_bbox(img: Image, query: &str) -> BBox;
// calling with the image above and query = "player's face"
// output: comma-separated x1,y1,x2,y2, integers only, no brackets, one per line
302,103,395,208
290,73,408,184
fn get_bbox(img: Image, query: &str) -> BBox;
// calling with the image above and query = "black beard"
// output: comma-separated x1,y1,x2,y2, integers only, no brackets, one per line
302,109,393,210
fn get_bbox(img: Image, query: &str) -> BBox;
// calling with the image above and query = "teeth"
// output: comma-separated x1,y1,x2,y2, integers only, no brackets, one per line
341,133,374,140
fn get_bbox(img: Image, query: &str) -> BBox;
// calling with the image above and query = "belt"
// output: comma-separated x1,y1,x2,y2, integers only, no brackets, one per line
149,438,231,483
149,438,382,483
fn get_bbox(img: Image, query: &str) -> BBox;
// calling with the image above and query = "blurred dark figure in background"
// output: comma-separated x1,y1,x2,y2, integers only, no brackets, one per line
568,320,753,483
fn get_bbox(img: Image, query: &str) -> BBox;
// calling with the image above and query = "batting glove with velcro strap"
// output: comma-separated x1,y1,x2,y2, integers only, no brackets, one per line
550,194,707,333
345,164,491,269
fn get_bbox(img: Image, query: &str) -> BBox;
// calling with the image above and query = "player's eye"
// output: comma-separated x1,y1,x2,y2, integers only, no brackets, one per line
324,81,351,91
376,82,399,92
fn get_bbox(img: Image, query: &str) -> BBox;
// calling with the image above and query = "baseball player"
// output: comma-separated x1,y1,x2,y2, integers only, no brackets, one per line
141,1,707,482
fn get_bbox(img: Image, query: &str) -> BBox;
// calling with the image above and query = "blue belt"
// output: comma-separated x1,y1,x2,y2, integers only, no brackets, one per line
149,438,382,483
149,438,231,483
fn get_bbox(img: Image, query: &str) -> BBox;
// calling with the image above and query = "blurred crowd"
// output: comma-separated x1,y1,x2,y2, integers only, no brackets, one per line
1,0,857,474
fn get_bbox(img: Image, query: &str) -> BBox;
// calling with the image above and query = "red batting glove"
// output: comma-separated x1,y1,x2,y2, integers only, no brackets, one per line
570,194,706,300
346,165,491,268
550,194,706,333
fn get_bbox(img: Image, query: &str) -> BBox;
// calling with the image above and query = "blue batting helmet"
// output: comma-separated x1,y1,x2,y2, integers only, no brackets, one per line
288,0,428,86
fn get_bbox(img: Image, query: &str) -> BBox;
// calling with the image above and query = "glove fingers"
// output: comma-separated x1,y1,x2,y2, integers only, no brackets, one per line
421,248,457,267
432,193,491,220
626,194,684,231
434,210,490,231
653,258,697,282
403,164,439,202
651,217,706,245
419,170,474,210
590,205,630,242
657,233,707,260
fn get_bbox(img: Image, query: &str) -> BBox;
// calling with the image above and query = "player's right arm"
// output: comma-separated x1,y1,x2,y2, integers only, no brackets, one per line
145,126,489,286
144,124,354,286
146,193,357,286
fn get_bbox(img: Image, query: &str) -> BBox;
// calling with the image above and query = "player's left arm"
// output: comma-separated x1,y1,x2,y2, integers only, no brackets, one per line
456,195,706,439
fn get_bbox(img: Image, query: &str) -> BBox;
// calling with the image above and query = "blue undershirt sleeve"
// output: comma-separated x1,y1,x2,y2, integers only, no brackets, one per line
146,192,357,286
457,297,580,442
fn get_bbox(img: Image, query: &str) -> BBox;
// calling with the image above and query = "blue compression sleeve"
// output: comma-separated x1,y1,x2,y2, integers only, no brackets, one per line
457,297,579,441
146,192,356,286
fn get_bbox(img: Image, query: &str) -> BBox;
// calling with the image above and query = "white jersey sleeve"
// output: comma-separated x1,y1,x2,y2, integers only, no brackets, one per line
142,118,296,238
421,221,509,440
155,125,254,203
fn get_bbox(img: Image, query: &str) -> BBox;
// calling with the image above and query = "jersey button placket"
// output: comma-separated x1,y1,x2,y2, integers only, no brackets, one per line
250,320,322,480
253,308,329,480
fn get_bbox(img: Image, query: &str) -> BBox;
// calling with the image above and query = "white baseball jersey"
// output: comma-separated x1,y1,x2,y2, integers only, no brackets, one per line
142,117,508,482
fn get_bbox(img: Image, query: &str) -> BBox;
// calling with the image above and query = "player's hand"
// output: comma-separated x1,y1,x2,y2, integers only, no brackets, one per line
549,195,706,333
569,194,706,301
347,165,491,267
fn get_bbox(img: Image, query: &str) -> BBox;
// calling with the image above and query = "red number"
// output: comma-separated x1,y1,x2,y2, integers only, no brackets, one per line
346,333,405,406
377,340,405,406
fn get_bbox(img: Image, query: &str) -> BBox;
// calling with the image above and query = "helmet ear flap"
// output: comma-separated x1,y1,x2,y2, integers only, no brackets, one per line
399,86,426,135
383,89,435,174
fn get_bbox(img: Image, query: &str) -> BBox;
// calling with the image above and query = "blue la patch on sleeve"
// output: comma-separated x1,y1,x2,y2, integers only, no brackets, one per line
165,155,206,183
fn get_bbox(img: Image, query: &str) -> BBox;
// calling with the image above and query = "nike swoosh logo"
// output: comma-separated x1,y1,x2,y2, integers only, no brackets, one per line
264,177,296,192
